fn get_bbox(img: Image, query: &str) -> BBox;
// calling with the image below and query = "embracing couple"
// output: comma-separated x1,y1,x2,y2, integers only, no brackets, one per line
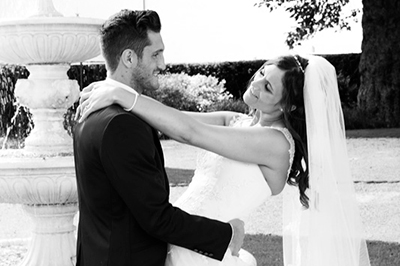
73,9,371,266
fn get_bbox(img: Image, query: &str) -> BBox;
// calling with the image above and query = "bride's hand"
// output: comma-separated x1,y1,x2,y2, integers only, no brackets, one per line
228,219,245,257
75,81,117,122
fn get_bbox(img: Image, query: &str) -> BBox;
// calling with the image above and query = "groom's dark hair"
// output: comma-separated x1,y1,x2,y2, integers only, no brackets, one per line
100,9,161,73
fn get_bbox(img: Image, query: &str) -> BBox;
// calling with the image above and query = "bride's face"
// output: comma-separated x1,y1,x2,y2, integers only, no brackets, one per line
243,64,285,114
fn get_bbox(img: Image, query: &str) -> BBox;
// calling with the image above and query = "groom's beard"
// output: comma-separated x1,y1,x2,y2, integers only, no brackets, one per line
131,63,160,93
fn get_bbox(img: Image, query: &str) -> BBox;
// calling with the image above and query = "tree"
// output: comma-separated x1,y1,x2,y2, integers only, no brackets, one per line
358,0,400,127
256,0,400,128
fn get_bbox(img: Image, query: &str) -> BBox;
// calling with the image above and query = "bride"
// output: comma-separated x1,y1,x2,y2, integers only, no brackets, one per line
77,54,370,266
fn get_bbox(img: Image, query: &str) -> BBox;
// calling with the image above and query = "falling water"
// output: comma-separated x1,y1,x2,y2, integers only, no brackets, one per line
1,102,33,150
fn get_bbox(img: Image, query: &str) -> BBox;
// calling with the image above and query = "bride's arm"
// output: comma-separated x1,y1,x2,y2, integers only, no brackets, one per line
110,88,288,168
182,111,241,126
78,83,289,168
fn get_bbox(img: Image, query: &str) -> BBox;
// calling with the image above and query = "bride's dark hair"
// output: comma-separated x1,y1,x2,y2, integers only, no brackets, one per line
277,55,309,208
250,55,310,208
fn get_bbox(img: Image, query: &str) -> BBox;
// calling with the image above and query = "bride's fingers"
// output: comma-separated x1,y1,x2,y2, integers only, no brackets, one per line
76,82,104,121
75,103,87,122
74,105,82,121
78,103,91,123
81,81,103,95
79,90,92,106
81,83,96,94
80,98,100,123
75,97,90,121
79,83,98,104
75,92,90,120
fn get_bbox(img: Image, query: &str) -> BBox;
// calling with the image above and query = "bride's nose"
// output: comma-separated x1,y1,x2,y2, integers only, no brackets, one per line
250,79,263,91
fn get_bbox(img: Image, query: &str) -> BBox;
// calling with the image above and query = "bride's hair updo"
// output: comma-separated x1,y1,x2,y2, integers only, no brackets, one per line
254,55,310,208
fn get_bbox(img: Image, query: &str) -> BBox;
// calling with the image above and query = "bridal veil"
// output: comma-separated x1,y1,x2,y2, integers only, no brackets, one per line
282,55,371,266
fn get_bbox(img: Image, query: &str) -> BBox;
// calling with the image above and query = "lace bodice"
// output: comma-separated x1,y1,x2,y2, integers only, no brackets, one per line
173,114,295,222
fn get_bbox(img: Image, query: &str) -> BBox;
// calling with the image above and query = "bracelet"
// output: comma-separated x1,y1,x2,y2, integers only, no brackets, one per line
124,93,139,112
116,85,139,112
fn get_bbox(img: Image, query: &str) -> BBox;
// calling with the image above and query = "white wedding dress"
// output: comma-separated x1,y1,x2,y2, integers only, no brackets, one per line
166,115,295,266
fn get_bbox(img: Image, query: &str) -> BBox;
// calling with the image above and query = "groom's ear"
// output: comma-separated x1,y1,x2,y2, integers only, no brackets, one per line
121,49,138,68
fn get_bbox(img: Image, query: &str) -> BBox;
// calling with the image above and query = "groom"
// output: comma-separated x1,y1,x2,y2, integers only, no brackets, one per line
73,9,244,266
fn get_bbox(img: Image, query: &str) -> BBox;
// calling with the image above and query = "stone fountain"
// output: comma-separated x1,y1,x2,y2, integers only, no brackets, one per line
0,0,103,265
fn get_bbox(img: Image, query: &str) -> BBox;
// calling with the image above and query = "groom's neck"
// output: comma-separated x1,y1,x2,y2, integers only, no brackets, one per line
107,70,142,94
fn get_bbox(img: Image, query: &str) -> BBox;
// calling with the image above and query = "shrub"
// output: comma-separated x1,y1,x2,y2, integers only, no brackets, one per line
343,106,388,130
323,54,360,108
145,73,234,112
207,98,249,113
337,72,359,108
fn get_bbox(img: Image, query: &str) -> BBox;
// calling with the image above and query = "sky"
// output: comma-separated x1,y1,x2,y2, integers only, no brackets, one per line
0,0,363,64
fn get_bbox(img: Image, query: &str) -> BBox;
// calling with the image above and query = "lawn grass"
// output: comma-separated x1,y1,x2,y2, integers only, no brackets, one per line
243,234,400,266
243,234,283,266
165,168,194,186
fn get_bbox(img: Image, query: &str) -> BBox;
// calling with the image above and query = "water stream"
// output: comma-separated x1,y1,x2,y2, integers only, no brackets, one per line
1,102,33,150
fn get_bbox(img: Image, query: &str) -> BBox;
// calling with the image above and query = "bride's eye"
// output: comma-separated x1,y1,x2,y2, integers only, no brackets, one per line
259,67,265,75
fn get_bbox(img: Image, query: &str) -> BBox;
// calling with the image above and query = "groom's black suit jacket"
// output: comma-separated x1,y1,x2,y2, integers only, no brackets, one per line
73,105,232,266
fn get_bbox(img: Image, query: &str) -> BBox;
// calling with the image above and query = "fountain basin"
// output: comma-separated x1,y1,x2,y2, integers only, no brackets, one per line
0,17,104,64
0,152,76,204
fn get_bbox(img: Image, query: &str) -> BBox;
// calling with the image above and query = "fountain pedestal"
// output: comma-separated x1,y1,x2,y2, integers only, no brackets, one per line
15,64,80,153
21,204,77,266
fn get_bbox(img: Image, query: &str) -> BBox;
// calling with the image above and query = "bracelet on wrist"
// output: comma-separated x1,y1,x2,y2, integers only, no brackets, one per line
124,93,139,112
